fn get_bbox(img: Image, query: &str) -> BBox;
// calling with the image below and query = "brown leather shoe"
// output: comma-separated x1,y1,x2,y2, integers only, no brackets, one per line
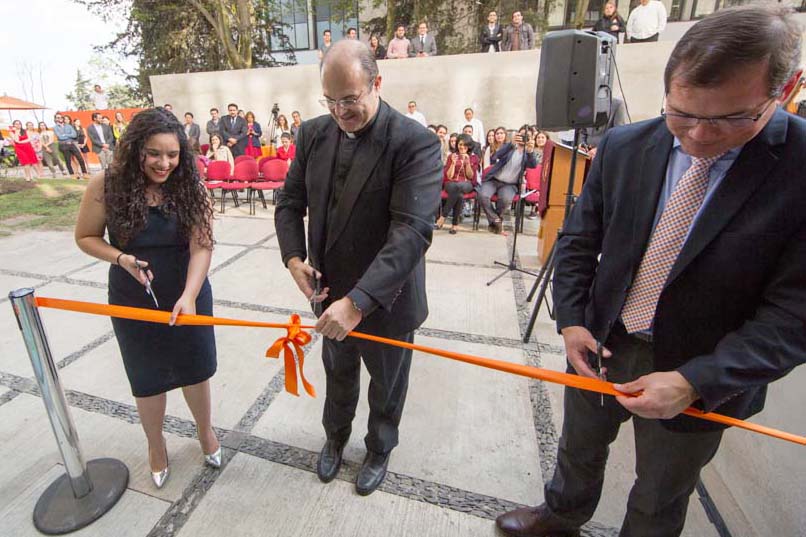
495,504,580,537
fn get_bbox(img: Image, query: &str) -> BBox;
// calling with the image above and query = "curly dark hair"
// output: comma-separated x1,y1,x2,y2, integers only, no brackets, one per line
105,107,214,249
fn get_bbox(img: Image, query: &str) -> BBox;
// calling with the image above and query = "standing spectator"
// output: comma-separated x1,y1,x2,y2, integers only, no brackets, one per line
113,111,128,143
439,133,478,234
525,131,552,219
480,11,503,53
456,107,484,145
10,121,39,181
275,132,296,163
73,118,91,173
404,101,427,127
318,29,333,60
274,114,292,146
369,34,386,60
53,112,87,179
91,84,109,110
220,103,248,157
386,25,411,59
38,121,67,177
237,109,245,118
481,129,496,169
594,1,626,41
479,126,538,234
346,27,357,40
183,112,201,153
409,22,437,57
88,112,116,171
290,111,303,140
206,134,235,174
436,124,449,164
26,121,46,178
502,11,535,51
206,108,221,143
163,103,173,113
244,111,263,158
626,0,667,43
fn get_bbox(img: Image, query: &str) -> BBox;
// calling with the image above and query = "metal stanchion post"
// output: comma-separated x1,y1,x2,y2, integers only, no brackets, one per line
9,288,128,535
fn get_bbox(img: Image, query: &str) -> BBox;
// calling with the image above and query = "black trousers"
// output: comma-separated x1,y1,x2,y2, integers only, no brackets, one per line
443,181,474,225
629,33,659,43
544,324,723,537
59,142,87,175
322,332,414,455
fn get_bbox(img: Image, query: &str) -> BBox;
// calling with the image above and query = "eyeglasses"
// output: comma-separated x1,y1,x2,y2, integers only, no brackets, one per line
319,88,369,110
661,98,774,130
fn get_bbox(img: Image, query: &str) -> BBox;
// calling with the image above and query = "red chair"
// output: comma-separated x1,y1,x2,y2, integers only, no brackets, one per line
232,159,260,214
440,188,479,230
204,161,239,213
196,156,207,180
519,165,543,231
200,143,209,155
257,155,275,171
252,159,289,209
234,155,255,165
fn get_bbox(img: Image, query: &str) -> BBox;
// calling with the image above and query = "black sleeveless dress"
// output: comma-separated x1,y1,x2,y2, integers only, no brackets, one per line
108,206,216,397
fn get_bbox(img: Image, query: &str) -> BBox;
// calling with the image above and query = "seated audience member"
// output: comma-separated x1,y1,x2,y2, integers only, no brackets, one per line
447,133,458,156
387,25,411,59
206,133,235,174
438,133,478,234
482,129,497,169
462,125,483,159
525,130,552,219
436,125,449,164
369,34,386,60
244,111,263,158
275,132,296,163
479,126,538,234
290,111,303,140
275,114,292,146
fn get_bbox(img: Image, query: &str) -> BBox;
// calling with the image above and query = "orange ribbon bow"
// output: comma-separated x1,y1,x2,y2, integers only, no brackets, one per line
265,313,316,397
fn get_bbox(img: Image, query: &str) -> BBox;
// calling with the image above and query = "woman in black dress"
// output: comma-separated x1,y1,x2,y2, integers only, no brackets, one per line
75,108,219,489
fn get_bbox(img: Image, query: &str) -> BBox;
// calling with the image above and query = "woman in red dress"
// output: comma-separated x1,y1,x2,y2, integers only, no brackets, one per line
244,111,263,158
10,120,40,182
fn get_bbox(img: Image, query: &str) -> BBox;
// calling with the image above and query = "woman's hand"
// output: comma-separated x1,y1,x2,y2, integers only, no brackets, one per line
170,292,196,326
119,254,153,286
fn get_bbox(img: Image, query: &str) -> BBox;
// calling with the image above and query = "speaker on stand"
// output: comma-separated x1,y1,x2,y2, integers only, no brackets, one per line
523,30,616,343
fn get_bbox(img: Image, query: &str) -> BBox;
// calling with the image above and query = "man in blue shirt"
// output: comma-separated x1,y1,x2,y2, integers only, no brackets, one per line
497,6,806,536
53,113,87,178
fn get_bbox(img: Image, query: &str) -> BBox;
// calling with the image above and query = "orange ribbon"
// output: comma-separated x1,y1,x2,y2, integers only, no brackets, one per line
265,314,316,397
33,296,806,446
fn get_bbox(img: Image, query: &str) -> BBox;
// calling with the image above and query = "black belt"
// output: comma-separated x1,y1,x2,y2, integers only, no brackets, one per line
614,320,653,343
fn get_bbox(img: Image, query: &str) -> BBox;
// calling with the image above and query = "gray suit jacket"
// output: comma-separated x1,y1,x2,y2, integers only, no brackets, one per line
87,123,115,153
275,100,443,336
408,34,437,57
219,116,248,153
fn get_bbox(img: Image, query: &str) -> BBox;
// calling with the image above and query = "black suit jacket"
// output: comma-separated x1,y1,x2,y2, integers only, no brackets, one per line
553,109,806,432
87,123,115,153
480,24,502,52
275,100,443,337
220,116,248,153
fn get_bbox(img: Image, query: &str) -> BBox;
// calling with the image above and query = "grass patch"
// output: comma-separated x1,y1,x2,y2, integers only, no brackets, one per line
0,178,86,232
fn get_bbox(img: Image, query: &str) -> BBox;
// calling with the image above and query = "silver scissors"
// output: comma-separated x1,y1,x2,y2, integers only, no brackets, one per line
136,261,159,308
310,268,322,317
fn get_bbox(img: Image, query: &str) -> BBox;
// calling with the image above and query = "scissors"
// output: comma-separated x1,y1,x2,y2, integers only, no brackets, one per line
595,341,606,407
310,268,322,317
136,261,159,309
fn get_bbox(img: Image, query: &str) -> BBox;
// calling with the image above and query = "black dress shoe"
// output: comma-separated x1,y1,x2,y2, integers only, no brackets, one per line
495,504,580,537
317,439,345,483
355,450,390,496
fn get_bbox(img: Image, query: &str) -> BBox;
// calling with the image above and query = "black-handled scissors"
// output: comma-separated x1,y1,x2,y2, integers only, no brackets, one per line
136,261,159,308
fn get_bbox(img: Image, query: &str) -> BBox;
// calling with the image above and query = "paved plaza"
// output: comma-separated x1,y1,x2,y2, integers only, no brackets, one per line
0,205,721,536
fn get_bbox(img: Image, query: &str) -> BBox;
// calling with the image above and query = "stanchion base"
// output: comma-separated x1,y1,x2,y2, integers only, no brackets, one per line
33,458,129,535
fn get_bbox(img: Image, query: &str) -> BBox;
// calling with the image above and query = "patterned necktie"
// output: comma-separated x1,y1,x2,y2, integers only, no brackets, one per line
621,153,724,333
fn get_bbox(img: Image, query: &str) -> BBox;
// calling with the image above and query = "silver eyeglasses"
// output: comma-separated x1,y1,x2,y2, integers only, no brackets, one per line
318,88,370,110
661,98,774,130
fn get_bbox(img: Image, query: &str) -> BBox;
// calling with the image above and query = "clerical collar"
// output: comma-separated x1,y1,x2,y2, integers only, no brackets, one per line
343,104,381,139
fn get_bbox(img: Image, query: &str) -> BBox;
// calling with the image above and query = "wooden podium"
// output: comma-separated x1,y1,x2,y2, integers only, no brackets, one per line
537,144,590,263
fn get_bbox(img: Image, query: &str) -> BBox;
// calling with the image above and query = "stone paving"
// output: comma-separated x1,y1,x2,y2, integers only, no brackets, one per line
0,204,720,536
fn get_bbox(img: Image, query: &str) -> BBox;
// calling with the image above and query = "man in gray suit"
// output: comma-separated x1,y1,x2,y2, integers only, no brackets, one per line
409,22,437,57
87,112,115,170
219,102,248,157
275,40,442,497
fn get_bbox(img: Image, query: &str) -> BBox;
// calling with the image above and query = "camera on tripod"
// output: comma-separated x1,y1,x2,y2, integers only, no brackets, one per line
271,103,280,117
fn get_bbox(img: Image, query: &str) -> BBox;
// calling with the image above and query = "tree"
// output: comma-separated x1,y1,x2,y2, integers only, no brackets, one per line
65,70,93,111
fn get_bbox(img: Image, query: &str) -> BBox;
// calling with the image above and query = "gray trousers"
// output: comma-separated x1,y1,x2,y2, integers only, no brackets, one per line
322,332,414,455
97,148,114,170
41,150,65,175
544,324,723,537
479,179,517,224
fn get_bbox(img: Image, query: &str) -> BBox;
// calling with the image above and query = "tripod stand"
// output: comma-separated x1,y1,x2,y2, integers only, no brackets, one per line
522,128,583,342
486,148,541,287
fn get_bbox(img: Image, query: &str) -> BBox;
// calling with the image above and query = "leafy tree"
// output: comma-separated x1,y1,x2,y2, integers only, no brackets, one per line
65,69,93,111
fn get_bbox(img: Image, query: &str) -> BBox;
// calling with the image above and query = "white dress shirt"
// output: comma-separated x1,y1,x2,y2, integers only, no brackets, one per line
405,111,427,127
626,1,667,40
456,117,484,144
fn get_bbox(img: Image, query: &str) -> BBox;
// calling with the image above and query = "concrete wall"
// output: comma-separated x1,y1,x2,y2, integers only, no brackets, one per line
151,26,806,536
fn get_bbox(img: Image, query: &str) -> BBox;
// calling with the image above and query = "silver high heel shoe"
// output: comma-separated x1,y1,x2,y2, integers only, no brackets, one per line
204,446,222,469
151,446,170,489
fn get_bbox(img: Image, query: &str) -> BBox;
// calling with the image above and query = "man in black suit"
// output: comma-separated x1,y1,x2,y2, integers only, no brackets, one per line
220,102,247,157
87,112,115,170
497,6,806,537
275,40,442,496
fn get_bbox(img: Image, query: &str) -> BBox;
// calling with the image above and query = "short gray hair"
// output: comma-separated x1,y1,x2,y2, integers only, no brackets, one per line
664,5,802,97
320,40,379,86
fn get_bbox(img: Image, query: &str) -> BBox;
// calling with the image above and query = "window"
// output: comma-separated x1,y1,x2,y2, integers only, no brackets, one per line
314,0,360,46
264,0,310,51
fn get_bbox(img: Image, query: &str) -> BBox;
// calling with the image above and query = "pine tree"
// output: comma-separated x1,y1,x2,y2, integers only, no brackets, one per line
65,69,93,111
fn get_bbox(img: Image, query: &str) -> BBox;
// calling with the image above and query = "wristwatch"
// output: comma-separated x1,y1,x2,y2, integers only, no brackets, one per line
350,298,363,315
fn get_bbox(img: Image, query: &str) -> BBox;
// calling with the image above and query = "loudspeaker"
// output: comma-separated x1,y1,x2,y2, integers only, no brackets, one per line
535,30,616,130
